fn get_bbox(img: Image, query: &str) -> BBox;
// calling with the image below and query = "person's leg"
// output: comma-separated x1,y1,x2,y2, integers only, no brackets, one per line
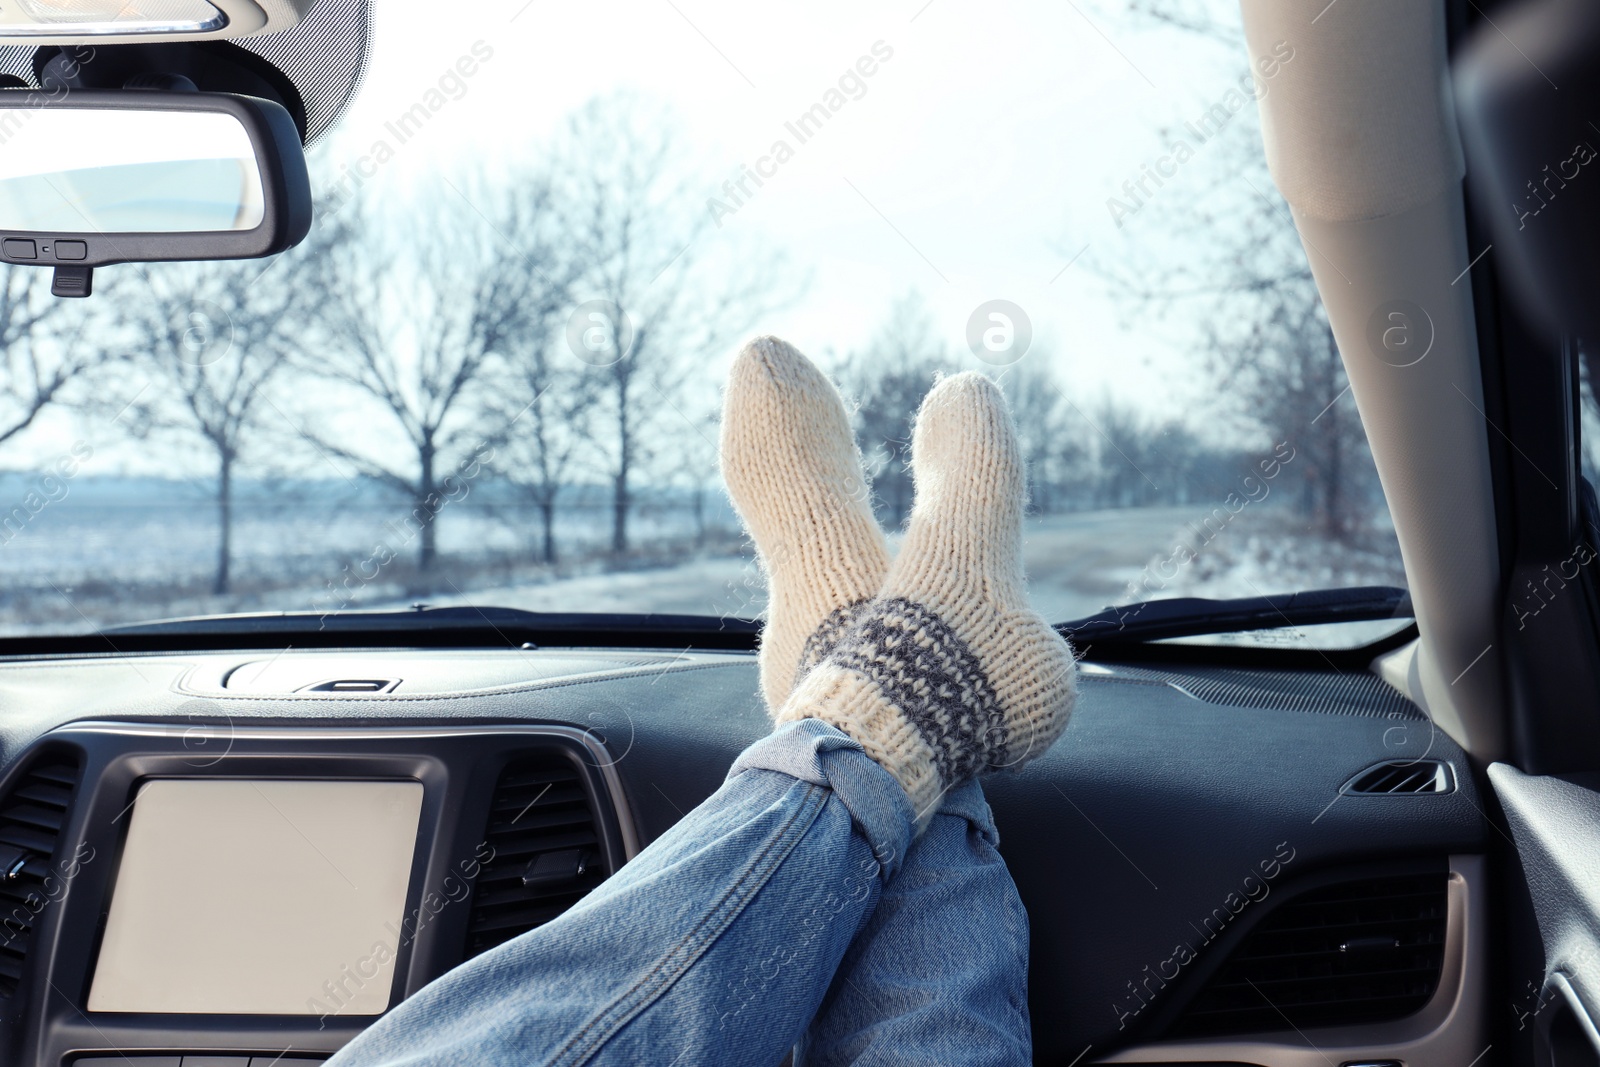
331,337,906,1066
329,340,1073,1067
797,782,1033,1067
326,718,917,1067
728,342,1064,1063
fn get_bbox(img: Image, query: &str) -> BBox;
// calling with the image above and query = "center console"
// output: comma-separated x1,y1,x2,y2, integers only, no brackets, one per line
1,723,634,1067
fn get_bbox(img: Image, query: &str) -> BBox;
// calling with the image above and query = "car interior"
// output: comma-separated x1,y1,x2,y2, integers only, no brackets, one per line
0,0,1597,1064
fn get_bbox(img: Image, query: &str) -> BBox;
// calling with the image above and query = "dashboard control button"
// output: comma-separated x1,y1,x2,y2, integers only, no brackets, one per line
524,847,592,888
0,844,27,880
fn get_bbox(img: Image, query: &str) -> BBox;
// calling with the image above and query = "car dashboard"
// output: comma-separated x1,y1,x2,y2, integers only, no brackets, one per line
0,645,1489,1066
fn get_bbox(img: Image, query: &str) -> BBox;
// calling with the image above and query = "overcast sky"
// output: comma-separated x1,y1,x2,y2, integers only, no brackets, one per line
17,0,1289,472
316,0,1265,413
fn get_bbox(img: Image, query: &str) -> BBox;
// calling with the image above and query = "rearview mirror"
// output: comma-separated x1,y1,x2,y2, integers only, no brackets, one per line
0,90,312,296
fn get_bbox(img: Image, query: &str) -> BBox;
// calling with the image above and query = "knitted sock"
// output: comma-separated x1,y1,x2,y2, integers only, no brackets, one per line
721,336,891,709
777,371,1077,829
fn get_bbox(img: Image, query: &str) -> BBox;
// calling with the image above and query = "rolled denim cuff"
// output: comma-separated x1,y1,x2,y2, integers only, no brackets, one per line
729,719,916,879
934,777,1000,849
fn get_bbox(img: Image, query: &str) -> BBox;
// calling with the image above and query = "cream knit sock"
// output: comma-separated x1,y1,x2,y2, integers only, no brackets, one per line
776,371,1077,828
721,336,891,709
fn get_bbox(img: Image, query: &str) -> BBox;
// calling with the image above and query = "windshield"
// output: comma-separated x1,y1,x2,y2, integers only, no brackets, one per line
0,0,1407,638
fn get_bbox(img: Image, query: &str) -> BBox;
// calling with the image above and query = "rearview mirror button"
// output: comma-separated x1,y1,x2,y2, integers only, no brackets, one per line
55,240,87,260
2,238,35,259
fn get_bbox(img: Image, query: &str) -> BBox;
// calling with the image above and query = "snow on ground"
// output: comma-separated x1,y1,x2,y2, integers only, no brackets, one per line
378,505,1405,624
0,500,1407,634
1121,510,1408,603
391,507,1204,623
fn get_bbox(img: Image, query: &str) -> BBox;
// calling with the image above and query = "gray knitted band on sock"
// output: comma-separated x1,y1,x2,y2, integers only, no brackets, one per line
796,598,872,681
823,596,1009,785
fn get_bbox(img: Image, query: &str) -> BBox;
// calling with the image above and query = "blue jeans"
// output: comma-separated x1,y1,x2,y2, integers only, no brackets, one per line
327,719,1032,1066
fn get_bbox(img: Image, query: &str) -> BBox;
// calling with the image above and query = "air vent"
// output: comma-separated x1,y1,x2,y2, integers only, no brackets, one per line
0,753,81,997
1170,872,1448,1036
1343,760,1453,794
463,751,608,959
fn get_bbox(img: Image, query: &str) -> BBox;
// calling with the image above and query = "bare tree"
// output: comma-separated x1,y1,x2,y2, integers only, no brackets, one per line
997,357,1089,514
1094,2,1380,542
1105,178,1373,539
1123,0,1238,42
119,252,324,594
833,295,957,528
557,94,780,555
1205,238,1358,537
489,338,598,565
306,174,569,572
0,265,108,448
1087,396,1156,507
657,404,723,549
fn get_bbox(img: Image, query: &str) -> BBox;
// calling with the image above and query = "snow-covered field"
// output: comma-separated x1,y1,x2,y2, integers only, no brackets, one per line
0,495,1405,634
388,506,1208,623
406,505,1406,624
0,493,724,633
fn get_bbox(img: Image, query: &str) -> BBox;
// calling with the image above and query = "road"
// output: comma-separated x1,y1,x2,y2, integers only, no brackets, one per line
412,506,1200,624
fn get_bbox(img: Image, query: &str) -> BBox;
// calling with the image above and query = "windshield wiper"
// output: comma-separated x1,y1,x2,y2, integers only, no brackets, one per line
1058,585,1411,645
99,586,1408,648
0,587,1410,657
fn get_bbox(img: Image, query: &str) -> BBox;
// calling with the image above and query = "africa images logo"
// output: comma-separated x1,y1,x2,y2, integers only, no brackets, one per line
1365,300,1434,368
706,41,895,227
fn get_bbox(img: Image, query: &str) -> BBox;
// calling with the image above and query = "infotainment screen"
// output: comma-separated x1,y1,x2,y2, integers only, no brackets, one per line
88,779,424,1016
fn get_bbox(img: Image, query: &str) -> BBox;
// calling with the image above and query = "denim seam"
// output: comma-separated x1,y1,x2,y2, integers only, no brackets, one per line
550,781,828,1067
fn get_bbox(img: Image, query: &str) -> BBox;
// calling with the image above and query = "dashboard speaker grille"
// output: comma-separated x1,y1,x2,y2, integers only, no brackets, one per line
0,753,81,997
1170,871,1448,1036
1090,664,1424,719
464,751,607,959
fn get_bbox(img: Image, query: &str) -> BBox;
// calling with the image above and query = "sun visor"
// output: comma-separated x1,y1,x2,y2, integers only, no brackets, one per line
0,0,370,144
1238,0,1464,221
0,1,313,46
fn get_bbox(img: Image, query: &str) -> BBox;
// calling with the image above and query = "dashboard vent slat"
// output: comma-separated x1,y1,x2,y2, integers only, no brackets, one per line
3,803,68,833
463,751,608,960
0,825,60,854
1343,760,1453,795
0,753,82,999
1170,871,1448,1036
